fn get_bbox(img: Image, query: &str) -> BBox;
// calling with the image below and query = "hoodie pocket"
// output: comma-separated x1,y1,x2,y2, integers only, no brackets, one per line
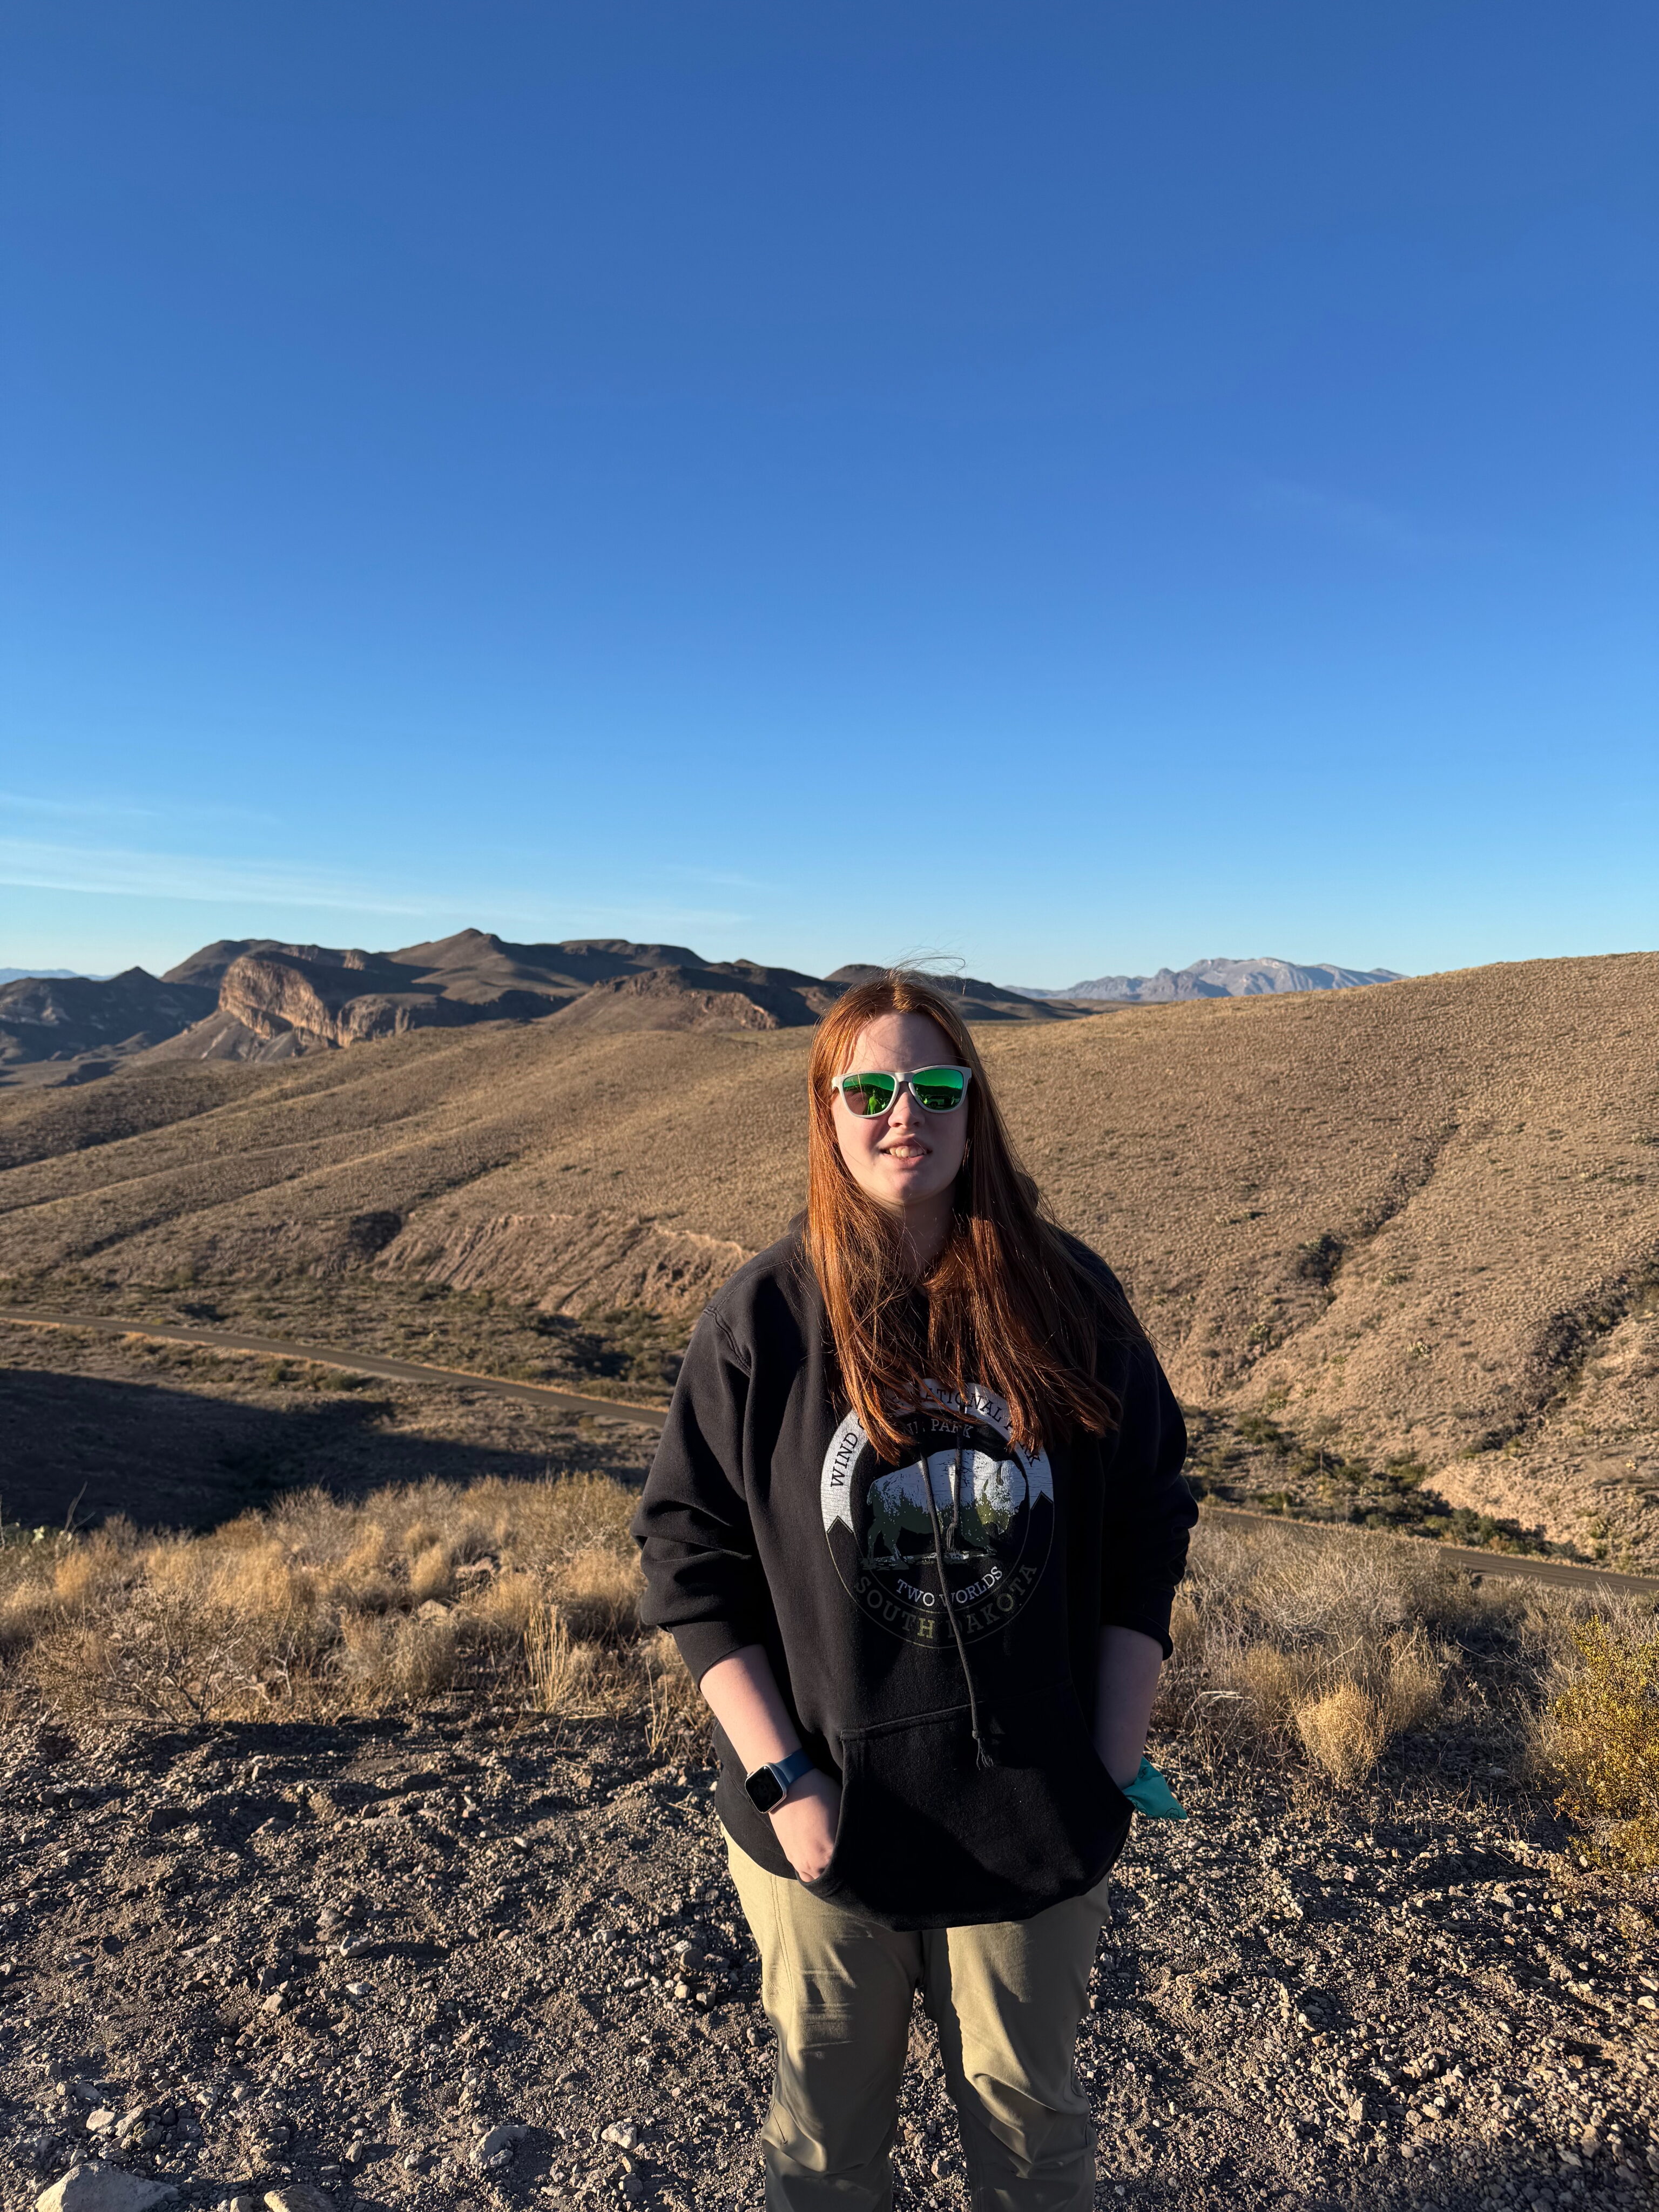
804,1684,1131,1930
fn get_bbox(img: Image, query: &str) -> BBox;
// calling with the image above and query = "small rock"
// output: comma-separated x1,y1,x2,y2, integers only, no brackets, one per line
470,2123,528,2167
601,2121,640,2151
85,2113,118,2134
35,2168,177,2212
262,2190,337,2212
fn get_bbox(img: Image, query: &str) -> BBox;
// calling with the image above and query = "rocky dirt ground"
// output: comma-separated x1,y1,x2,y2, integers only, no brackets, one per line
2,1711,1655,2212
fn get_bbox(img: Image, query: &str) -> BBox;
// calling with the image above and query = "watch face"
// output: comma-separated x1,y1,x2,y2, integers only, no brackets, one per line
745,1765,786,1814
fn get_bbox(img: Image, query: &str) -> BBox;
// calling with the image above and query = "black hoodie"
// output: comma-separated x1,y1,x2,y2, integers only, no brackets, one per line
632,1228,1196,1931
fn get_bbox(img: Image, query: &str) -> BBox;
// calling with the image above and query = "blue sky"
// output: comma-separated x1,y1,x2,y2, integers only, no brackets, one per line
3,1,1654,988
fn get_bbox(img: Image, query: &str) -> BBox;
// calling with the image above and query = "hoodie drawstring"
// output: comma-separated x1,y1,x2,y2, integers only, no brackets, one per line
922,1442,995,1771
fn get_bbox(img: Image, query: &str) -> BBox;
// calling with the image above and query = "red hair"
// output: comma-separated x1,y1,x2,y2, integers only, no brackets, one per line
804,972,1139,1460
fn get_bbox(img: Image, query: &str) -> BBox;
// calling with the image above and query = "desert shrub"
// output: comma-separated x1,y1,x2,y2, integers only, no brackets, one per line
0,1470,1618,1781
1233,1412,1288,1451
468,1569,542,1638
51,1525,136,1609
525,1603,584,1712
0,1580,59,1658
1542,1611,1659,1872
1296,1682,1386,1785
339,1610,459,1701
523,1602,637,1720
28,1582,297,1723
408,1541,455,1604
1375,1629,1445,1735
0,1468,645,1723
558,1545,644,1642
1156,1516,1597,1787
644,1627,709,1761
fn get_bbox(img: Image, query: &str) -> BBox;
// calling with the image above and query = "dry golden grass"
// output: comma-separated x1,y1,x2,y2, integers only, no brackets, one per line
1294,1683,1387,1788
1158,1514,1633,1799
4,1471,1640,1839
0,1470,644,1724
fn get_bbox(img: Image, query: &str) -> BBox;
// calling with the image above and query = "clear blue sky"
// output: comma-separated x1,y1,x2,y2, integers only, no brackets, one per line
3,2,1654,987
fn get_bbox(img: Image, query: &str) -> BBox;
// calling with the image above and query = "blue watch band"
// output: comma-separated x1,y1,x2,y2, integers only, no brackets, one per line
769,1747,817,1794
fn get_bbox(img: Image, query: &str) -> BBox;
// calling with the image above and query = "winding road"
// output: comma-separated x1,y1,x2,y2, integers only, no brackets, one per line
3,1305,1656,1600
0,1305,670,1428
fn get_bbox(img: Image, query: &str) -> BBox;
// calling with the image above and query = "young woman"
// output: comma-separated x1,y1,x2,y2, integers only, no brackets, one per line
633,974,1195,2211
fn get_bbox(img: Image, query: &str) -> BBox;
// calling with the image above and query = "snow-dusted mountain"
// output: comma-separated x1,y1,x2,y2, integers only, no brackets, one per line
1023,957,1405,1003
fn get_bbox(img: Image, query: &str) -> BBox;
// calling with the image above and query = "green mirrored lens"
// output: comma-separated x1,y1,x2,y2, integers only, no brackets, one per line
843,1073,896,1116
911,1068,967,1110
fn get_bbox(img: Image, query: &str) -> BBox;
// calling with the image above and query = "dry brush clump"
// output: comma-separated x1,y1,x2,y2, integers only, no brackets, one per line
1158,1514,1637,1796
3,1478,1648,1835
0,1470,650,1726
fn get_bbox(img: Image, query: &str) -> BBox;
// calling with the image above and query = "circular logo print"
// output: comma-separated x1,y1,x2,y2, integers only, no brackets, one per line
819,1382,1054,1647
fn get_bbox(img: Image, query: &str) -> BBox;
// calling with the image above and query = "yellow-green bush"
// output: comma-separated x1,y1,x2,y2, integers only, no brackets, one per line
1546,1613,1659,1872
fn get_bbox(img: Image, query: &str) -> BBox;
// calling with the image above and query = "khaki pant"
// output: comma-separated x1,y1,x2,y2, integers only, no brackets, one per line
725,1833,1109,2212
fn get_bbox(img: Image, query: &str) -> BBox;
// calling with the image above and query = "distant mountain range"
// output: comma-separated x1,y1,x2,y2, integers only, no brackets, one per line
0,967,97,987
0,931,1097,1088
1017,956,1405,1003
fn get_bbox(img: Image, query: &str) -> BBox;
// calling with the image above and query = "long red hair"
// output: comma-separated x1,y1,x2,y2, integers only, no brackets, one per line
804,973,1140,1460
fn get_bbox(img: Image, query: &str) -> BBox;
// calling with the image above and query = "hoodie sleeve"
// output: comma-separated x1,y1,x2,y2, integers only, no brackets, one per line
1099,1341,1197,1658
631,1306,771,1685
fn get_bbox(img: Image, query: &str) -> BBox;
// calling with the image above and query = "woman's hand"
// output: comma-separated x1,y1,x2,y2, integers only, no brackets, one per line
694,1647,841,1879
771,1770,841,1884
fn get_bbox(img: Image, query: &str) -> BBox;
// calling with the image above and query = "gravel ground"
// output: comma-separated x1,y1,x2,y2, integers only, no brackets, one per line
2,1716,1655,2212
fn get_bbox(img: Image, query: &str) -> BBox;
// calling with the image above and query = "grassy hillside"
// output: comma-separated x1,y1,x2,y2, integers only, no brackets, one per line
1,953,1655,1564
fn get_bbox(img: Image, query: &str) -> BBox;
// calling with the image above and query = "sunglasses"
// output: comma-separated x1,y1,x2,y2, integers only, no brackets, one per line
832,1066,972,1117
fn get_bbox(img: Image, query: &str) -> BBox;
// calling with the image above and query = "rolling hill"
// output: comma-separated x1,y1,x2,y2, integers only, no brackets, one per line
0,952,1654,1566
0,930,1090,1085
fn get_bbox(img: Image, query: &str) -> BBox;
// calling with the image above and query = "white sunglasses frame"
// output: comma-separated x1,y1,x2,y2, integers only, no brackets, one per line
831,1065,974,1116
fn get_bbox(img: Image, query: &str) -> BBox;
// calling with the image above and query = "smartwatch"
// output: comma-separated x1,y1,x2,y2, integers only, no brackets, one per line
743,1746,817,1815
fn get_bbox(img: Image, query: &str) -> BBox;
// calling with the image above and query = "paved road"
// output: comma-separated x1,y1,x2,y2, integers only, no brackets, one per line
0,1306,671,1428
4,1306,1657,1600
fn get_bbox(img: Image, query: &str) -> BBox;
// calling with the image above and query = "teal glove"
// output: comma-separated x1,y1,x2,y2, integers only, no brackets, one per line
1118,1755,1186,1820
